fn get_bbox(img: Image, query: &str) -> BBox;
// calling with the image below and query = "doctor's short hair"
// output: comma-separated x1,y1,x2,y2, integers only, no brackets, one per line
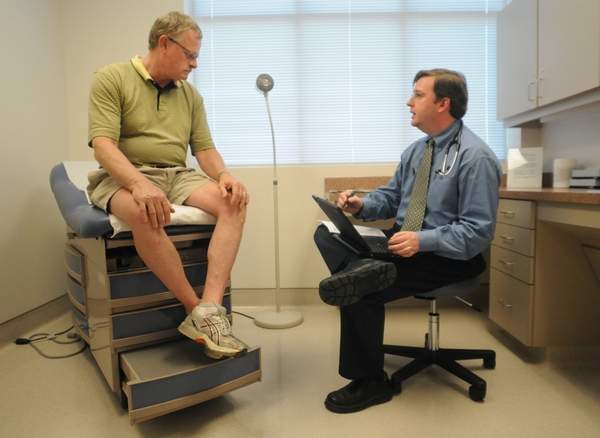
413,69,468,120
148,11,202,49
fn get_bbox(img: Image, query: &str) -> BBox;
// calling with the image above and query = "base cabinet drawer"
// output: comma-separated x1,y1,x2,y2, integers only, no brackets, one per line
491,245,535,284
493,222,535,257
489,269,534,345
120,340,261,424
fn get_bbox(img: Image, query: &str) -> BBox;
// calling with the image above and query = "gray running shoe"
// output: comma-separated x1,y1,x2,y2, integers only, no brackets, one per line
178,303,248,359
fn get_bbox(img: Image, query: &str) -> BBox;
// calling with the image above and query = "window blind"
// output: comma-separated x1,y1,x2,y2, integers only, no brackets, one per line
185,0,507,165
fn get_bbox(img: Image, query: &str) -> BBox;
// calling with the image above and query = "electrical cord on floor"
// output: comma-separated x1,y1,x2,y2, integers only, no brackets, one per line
232,310,255,320
14,325,88,359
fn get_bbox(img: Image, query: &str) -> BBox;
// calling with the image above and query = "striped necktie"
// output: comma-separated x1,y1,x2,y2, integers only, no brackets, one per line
400,138,435,231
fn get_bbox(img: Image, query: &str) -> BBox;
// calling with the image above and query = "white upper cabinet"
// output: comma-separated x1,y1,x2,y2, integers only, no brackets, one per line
538,0,600,106
497,0,538,119
497,0,600,123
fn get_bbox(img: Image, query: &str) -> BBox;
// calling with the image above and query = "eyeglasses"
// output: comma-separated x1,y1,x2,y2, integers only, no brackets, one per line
167,36,198,61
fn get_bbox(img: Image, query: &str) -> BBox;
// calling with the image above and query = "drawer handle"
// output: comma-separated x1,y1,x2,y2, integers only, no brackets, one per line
499,235,515,243
499,259,515,268
497,299,513,310
499,210,515,218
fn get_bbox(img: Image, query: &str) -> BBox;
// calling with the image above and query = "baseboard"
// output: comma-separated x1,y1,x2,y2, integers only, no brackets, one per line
0,294,70,348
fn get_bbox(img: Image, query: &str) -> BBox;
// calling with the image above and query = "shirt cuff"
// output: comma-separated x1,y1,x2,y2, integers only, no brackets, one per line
355,197,376,220
417,229,439,253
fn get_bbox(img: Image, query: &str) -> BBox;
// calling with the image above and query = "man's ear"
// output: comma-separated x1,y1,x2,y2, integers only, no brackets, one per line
157,34,169,52
438,96,451,113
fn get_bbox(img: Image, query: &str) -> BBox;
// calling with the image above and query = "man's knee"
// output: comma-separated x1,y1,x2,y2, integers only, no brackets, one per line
216,200,246,226
314,224,332,248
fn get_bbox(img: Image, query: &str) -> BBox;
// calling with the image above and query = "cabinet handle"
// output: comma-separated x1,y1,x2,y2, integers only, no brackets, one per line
527,81,537,102
500,235,515,243
499,259,515,268
497,299,513,310
499,210,515,218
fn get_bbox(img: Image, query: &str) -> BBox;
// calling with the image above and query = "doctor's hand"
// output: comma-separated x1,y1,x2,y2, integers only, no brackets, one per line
130,180,175,229
388,231,420,258
337,190,363,214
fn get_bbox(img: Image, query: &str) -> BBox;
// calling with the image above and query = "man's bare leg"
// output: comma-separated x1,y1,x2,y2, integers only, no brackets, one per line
183,182,246,305
109,189,200,313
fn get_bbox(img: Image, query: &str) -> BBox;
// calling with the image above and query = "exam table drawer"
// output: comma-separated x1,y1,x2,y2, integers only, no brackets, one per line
493,222,536,257
497,199,535,229
71,306,89,342
64,245,85,286
111,294,232,348
491,245,535,284
120,340,261,424
489,269,533,345
109,262,208,300
66,274,86,314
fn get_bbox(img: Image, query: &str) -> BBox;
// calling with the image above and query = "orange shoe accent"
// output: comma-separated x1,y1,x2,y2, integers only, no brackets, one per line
195,338,206,345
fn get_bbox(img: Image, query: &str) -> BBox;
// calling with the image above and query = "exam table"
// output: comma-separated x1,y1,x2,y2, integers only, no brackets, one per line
50,161,261,424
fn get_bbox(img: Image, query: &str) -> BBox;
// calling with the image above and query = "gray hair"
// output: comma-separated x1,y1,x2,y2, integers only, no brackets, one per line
413,69,468,119
148,11,202,49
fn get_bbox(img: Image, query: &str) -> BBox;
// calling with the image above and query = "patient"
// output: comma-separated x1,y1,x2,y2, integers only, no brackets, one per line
87,11,248,359
314,69,501,413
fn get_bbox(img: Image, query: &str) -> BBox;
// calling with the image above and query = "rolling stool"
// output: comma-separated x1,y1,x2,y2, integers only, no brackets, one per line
383,277,496,401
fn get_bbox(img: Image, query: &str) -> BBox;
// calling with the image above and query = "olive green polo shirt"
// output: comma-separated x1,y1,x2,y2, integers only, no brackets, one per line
88,56,215,167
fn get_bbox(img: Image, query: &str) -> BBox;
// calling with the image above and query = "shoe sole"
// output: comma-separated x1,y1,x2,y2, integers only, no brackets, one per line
319,261,396,306
178,324,246,360
324,391,393,414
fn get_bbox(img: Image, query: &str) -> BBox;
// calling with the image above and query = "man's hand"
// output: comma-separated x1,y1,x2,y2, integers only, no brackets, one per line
218,172,249,208
388,231,420,258
336,190,363,214
130,180,175,228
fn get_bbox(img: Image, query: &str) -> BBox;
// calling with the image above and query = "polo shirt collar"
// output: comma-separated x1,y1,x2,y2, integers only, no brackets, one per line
130,56,182,88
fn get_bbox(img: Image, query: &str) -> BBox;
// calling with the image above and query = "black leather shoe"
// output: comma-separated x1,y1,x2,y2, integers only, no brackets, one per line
324,373,393,413
319,259,396,306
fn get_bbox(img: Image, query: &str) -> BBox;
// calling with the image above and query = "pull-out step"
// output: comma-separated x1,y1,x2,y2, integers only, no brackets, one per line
120,340,261,424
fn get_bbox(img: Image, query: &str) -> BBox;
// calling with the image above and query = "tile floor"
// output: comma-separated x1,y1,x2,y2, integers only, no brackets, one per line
1,303,599,438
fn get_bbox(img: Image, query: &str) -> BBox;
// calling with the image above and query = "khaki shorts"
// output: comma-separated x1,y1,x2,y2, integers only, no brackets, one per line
87,166,211,211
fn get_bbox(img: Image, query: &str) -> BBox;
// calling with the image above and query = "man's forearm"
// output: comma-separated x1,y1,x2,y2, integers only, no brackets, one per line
194,148,227,180
92,137,146,191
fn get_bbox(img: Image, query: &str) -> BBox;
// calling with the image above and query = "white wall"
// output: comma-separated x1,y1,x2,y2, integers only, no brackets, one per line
540,106,600,170
60,0,182,160
0,0,68,323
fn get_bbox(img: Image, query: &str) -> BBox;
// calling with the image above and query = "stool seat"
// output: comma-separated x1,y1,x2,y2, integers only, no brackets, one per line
384,276,495,402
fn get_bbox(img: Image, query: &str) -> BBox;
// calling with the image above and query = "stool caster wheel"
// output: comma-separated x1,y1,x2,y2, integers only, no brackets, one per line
483,355,496,369
469,383,486,402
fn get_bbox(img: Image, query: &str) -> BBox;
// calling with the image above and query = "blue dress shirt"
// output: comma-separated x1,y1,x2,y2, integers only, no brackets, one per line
358,120,502,260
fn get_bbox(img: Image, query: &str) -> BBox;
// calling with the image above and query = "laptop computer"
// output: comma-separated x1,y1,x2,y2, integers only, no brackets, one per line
312,195,396,260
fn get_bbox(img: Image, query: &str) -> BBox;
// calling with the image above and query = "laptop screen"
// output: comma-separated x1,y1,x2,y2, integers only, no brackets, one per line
312,195,371,253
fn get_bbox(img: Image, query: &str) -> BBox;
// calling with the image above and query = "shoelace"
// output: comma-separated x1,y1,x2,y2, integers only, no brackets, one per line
205,312,232,336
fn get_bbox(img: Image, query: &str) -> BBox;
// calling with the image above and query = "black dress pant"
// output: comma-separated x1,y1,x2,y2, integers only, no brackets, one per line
313,224,485,380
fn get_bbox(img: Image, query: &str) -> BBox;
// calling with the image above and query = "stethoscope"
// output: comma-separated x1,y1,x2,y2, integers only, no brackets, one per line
435,121,463,176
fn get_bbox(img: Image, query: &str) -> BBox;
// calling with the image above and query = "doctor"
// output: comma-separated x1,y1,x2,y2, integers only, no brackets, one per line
314,68,501,413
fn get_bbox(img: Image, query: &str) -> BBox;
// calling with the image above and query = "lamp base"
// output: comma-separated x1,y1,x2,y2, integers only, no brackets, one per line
253,309,304,329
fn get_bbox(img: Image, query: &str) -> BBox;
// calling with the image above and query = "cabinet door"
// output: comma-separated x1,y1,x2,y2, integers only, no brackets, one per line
538,0,600,105
497,0,538,119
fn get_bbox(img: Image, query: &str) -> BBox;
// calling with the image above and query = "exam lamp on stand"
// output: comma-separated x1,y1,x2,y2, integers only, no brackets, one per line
253,73,303,329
